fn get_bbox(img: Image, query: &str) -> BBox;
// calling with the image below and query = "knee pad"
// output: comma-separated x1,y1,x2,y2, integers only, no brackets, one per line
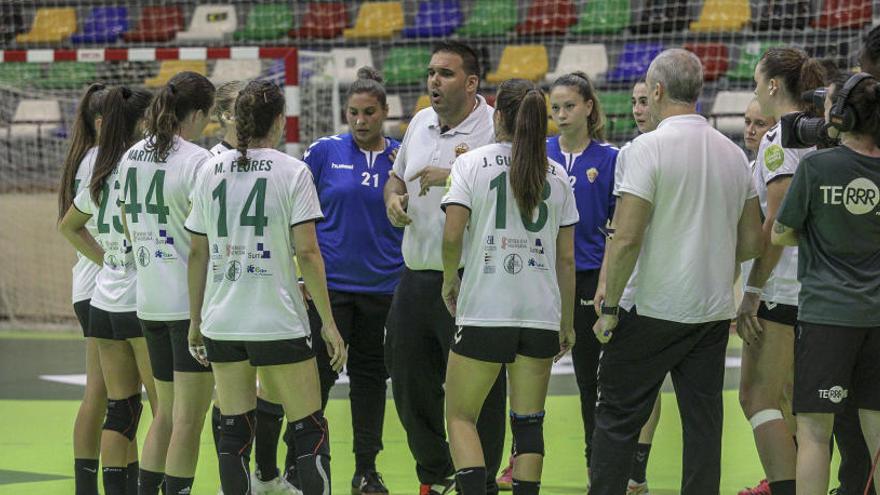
510,411,545,457
290,410,331,459
749,409,784,430
103,393,143,441
217,410,256,457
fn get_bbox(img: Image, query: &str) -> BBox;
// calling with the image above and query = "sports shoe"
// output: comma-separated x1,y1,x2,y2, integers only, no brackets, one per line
496,457,514,491
357,470,390,495
419,477,456,495
252,475,302,495
626,479,650,495
738,479,771,495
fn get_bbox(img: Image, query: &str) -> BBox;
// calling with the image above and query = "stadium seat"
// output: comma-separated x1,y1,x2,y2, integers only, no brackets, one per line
36,62,98,90
602,91,636,139
176,5,237,41
70,7,129,44
726,41,776,80
812,0,871,29
456,0,518,36
343,2,404,39
234,3,292,41
399,94,432,135
689,0,751,32
570,0,631,34
515,0,577,35
631,0,689,33
331,48,375,85
289,2,347,39
545,44,608,82
144,60,207,88
8,99,62,139
684,43,729,81
486,45,549,84
210,59,262,84
16,8,77,44
403,0,463,38
123,6,184,42
1,7,27,43
384,94,404,139
0,63,41,87
710,91,753,135
605,43,664,83
383,47,431,86
752,0,811,30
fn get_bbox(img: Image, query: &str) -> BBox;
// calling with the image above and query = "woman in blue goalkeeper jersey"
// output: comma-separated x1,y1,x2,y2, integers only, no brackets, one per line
60,85,157,495
57,82,109,495
301,66,402,495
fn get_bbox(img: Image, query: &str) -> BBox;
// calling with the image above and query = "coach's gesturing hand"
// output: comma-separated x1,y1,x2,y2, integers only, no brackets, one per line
593,314,618,344
322,322,347,373
187,321,210,367
736,291,764,346
386,192,412,227
411,166,450,196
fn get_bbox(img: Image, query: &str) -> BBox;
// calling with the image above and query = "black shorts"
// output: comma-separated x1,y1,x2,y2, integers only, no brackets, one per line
757,301,798,327
141,319,211,381
794,322,880,414
204,336,315,367
74,300,91,337
451,326,559,364
88,306,142,340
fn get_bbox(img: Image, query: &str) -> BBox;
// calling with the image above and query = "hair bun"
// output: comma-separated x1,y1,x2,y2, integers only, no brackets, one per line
357,66,383,84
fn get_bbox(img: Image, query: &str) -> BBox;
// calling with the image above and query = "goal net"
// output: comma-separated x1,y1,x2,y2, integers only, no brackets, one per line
0,0,874,323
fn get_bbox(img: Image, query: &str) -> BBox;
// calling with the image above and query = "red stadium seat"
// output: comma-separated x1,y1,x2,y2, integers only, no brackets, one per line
684,43,730,81
290,2,348,39
812,0,871,29
123,6,184,42
515,0,577,35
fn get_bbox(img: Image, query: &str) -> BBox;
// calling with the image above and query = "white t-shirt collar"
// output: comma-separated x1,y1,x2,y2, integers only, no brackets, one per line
656,113,706,129
427,94,488,135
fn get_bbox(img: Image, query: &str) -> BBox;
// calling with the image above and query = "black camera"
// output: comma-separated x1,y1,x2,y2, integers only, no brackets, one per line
779,87,839,149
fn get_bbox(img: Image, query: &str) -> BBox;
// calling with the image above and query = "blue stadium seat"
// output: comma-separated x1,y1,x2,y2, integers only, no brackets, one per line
70,6,128,44
606,43,664,83
402,0,463,38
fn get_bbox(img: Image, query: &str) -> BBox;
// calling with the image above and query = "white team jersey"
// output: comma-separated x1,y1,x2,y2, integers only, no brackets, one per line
185,148,324,341
751,123,812,306
209,141,234,156
119,137,211,320
442,143,579,331
73,165,137,312
71,147,101,303
393,95,495,271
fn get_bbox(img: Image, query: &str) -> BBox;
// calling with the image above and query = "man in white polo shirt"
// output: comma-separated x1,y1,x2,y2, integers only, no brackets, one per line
382,41,505,495
588,49,764,494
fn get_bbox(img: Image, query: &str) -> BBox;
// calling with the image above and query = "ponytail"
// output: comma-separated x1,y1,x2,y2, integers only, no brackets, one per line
507,86,548,216
58,82,106,220
144,71,215,161
91,87,152,204
798,58,827,115
760,47,826,115
234,80,285,168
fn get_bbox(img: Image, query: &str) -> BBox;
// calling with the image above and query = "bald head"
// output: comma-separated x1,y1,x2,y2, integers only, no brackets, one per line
647,49,703,106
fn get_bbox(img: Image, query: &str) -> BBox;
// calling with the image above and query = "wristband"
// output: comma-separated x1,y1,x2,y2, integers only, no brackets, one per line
744,285,763,295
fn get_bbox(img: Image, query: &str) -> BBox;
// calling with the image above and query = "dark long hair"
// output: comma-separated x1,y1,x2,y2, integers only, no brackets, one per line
550,71,606,142
496,79,548,216
234,80,285,168
144,71,215,160
831,74,880,146
58,83,107,220
760,47,826,114
346,66,387,108
90,87,152,204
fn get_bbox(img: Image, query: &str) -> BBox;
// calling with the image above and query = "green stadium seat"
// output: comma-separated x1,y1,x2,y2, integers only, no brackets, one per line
383,47,431,86
456,0,518,36
234,3,292,41
0,63,41,87
35,63,97,90
726,41,778,80
571,0,631,34
602,91,636,139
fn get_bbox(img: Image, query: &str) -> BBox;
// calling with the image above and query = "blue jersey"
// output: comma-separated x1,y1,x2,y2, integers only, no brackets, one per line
304,133,403,294
546,137,618,271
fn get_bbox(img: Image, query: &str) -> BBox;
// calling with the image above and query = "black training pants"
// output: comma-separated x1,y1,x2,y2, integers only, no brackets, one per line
385,268,507,492
570,270,602,468
835,401,877,494
590,308,729,495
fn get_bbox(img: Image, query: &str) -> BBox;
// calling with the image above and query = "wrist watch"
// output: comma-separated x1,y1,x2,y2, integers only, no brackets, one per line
600,301,619,317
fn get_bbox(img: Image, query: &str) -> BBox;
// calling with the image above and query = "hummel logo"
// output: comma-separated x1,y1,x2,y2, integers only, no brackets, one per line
83,467,97,473
454,327,463,344
766,131,777,142
580,298,594,306
306,335,313,348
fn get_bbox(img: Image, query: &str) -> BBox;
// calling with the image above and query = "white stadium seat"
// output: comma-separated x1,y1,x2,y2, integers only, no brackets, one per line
8,99,62,138
210,59,262,84
176,5,237,41
710,91,754,135
331,47,374,85
545,44,609,83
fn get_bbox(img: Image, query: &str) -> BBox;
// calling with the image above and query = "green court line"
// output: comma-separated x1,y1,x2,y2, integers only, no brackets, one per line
0,469,71,485
0,329,81,340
